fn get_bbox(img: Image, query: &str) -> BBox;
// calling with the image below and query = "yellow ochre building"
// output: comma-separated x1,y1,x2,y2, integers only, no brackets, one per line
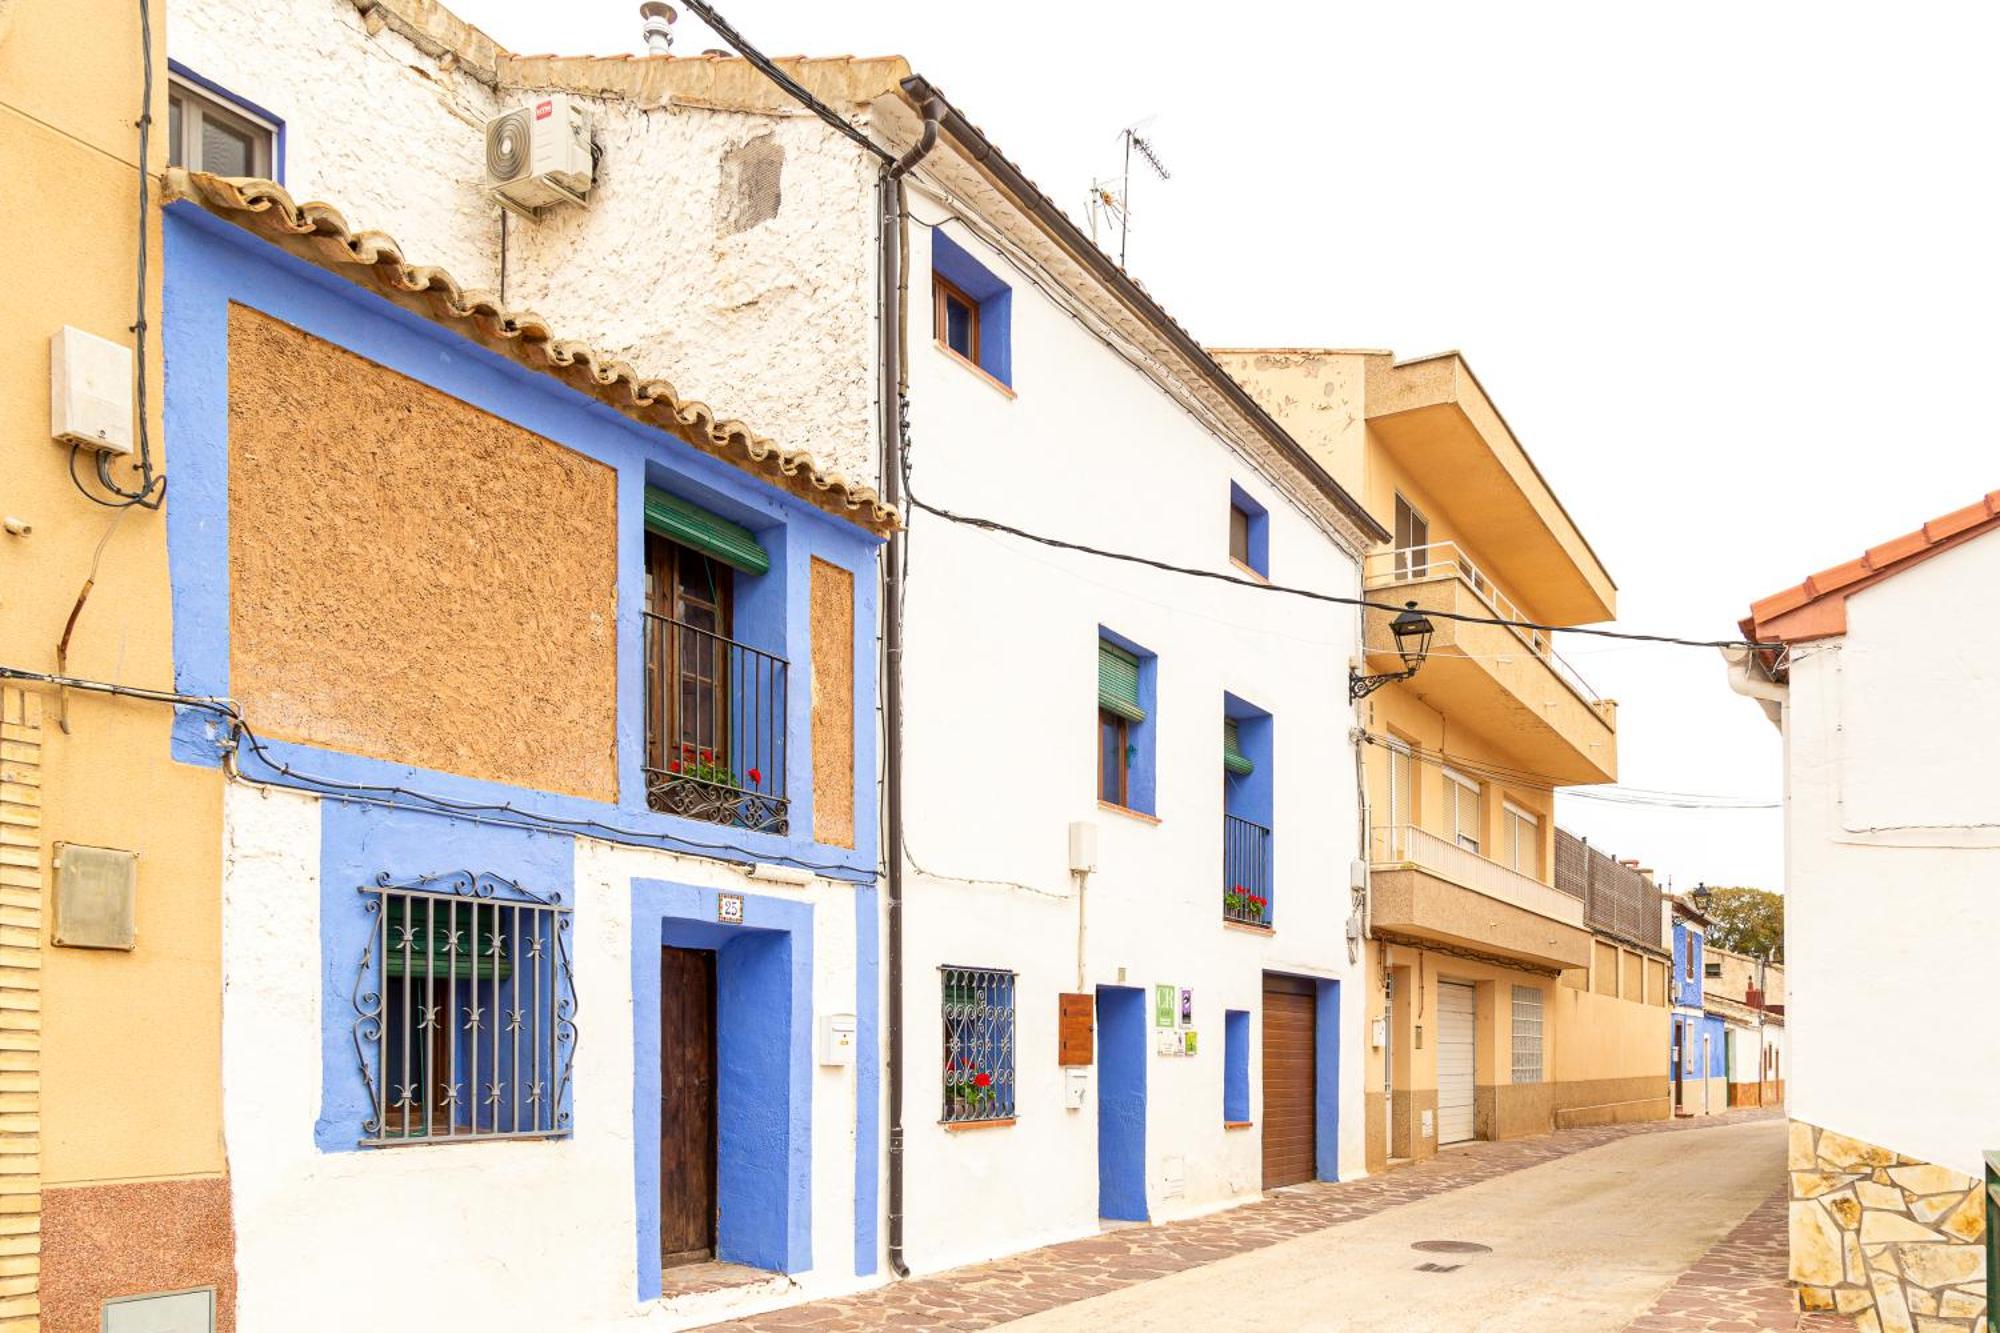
1216,349,1671,1172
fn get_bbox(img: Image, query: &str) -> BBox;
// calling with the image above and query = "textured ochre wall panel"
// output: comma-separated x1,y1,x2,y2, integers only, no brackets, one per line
41,1178,236,1332
809,558,855,849
227,306,617,799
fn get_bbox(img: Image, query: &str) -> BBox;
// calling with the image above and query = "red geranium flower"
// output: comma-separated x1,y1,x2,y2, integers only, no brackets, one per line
973,1073,992,1088
748,766,763,785
668,760,682,773
700,747,713,761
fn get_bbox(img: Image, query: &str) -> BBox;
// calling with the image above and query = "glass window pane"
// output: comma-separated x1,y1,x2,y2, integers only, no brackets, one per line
945,295,974,358
201,115,256,176
1098,714,1123,805
168,95,185,168
1229,506,1250,564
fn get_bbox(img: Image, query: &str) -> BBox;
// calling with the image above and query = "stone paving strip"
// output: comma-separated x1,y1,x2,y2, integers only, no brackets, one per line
1624,1187,1852,1333
699,1108,1788,1331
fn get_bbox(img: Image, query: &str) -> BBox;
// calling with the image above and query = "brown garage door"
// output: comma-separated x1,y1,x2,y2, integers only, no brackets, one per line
1261,974,1316,1189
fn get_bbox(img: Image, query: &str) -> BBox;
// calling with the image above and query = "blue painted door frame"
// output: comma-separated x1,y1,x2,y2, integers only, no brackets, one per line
1096,985,1148,1222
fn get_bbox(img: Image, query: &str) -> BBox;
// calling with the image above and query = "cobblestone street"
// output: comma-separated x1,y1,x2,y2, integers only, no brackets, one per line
700,1109,1818,1332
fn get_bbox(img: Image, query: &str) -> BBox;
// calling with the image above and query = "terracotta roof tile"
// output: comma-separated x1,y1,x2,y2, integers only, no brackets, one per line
1745,489,2000,645
165,169,897,535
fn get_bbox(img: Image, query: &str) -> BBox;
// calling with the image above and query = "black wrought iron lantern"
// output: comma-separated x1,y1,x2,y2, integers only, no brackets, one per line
1689,882,1713,914
1350,601,1436,702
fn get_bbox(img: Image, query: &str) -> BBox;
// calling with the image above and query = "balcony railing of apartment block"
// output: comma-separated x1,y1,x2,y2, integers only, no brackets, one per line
1362,541,1605,709
642,612,789,835
1370,823,1584,928
1223,813,1273,926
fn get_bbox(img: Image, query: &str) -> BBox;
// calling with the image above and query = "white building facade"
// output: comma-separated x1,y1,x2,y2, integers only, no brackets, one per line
166,0,1382,1315
1731,498,1999,1329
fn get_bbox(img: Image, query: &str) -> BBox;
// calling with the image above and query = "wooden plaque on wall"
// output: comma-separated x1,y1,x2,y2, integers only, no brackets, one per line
1058,992,1095,1066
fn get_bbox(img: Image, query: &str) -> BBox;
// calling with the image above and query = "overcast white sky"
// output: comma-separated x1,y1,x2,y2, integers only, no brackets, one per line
451,0,1998,891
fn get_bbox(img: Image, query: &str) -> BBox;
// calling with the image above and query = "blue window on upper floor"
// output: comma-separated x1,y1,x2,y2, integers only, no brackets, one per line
1228,483,1269,578
1223,695,1273,926
932,231,1013,388
1097,630,1157,816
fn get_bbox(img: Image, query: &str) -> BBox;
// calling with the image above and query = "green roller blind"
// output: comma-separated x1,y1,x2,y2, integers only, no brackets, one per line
1097,642,1145,722
1224,719,1254,776
644,487,770,576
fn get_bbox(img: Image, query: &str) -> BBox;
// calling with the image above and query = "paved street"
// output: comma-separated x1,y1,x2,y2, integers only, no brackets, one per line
705,1110,1830,1332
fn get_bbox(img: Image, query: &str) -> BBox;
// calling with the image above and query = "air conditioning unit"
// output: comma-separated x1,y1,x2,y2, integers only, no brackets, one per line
485,96,593,216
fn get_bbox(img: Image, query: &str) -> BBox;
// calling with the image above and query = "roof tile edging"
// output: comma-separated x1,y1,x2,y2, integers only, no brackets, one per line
164,169,898,535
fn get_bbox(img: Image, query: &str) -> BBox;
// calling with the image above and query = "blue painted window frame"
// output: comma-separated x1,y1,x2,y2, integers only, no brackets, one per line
931,230,1013,387
167,60,286,183
1224,694,1273,921
1228,482,1270,577
1223,1009,1251,1123
1098,627,1158,815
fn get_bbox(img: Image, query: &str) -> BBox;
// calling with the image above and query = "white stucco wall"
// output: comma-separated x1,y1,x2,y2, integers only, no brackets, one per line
1781,529,2000,1177
895,200,1369,1275
169,0,881,483
221,784,880,1331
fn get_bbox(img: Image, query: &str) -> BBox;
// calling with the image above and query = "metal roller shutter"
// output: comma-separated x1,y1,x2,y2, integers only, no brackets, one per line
1437,981,1476,1146
1261,975,1316,1189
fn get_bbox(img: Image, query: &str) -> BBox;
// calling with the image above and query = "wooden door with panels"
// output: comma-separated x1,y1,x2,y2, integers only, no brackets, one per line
660,945,718,1268
1261,974,1317,1189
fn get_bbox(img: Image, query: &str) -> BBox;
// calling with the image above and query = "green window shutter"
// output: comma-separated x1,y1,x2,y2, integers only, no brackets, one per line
1098,642,1145,722
644,487,771,576
1224,719,1254,776
383,900,515,982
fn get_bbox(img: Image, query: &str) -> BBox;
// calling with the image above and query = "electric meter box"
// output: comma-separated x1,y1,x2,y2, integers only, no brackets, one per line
50,325,134,455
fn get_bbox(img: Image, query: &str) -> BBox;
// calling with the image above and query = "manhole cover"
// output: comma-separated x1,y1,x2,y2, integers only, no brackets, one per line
1411,1240,1492,1255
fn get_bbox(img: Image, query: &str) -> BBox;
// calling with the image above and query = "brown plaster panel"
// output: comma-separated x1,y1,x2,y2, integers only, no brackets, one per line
226,306,617,800
809,558,855,849
1492,1081,1555,1139
42,1178,236,1333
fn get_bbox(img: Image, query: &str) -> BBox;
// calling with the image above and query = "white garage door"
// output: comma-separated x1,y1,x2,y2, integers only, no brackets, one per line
1437,981,1476,1145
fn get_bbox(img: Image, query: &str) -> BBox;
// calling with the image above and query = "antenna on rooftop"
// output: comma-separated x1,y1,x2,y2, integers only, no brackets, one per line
1087,119,1171,270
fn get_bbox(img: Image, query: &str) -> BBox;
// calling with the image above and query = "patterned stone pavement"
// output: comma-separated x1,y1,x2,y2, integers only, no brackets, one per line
700,1108,1795,1331
1626,1187,1852,1333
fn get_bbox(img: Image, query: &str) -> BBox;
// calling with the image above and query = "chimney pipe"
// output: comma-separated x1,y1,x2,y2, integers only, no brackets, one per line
639,1,677,54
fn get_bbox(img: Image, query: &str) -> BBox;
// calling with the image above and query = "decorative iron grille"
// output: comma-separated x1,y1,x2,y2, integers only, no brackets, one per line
642,611,789,834
1510,984,1544,1084
353,872,576,1146
940,966,1016,1124
1223,813,1273,926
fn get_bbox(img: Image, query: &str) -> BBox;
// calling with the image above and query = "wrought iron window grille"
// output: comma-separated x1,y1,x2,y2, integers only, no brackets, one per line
1223,813,1273,926
642,611,789,835
940,966,1016,1124
353,871,577,1147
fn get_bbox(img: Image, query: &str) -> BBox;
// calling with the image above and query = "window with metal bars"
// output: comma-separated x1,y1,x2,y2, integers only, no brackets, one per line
1510,985,1544,1084
353,872,576,1146
940,966,1016,1124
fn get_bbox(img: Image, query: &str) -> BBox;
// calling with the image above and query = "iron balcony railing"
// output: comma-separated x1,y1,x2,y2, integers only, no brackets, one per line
1362,540,1605,709
1223,813,1273,926
643,611,789,835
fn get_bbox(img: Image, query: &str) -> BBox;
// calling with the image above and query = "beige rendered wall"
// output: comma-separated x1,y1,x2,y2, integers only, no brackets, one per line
0,1,237,1327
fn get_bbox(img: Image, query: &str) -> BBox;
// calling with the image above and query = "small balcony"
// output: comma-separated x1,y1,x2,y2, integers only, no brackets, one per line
1369,824,1592,970
1223,813,1272,927
643,612,789,834
1363,542,1617,786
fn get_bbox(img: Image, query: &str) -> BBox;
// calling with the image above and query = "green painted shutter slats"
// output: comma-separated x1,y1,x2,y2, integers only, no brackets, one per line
1224,719,1254,776
1098,642,1145,722
644,487,771,576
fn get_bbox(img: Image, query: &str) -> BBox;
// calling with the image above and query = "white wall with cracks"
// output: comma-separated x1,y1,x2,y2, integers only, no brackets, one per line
170,0,882,484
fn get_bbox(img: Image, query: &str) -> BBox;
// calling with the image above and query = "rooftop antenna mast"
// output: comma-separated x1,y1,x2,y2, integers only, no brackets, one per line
1088,120,1170,269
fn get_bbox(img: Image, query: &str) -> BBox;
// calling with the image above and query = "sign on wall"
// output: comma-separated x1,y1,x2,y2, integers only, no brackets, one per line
1155,984,1176,1027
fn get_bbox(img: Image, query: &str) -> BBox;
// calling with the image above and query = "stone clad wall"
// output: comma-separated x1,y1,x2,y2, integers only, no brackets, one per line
1789,1119,1987,1329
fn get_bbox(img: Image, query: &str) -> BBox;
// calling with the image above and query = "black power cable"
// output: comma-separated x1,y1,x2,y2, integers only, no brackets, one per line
678,0,896,167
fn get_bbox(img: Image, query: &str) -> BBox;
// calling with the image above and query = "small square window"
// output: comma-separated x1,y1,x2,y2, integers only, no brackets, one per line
1704,961,1722,979
168,75,279,179
1228,483,1269,577
931,231,1013,388
936,276,979,363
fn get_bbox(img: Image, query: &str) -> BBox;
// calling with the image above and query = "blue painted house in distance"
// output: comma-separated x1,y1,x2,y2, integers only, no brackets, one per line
161,171,893,1329
1669,898,1727,1116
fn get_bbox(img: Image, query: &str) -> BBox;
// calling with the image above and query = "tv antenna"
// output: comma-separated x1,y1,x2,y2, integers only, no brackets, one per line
1087,120,1171,269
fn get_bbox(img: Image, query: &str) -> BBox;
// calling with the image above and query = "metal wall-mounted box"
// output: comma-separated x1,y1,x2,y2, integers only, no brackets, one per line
51,326,134,455
52,843,138,950
101,1286,215,1332
819,1012,856,1066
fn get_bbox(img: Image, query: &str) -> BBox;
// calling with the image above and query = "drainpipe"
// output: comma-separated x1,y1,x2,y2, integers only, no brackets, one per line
880,93,942,1282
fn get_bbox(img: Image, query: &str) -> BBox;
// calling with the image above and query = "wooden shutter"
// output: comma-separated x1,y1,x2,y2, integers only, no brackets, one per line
1098,642,1145,722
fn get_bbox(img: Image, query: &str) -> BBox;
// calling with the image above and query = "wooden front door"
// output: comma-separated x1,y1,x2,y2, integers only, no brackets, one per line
1261,974,1317,1189
660,946,717,1268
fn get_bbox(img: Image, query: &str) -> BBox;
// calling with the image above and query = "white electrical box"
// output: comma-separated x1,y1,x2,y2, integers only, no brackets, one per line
50,326,134,455
819,1012,857,1066
1370,1018,1386,1049
102,1288,215,1333
1067,820,1098,874
1064,1066,1089,1109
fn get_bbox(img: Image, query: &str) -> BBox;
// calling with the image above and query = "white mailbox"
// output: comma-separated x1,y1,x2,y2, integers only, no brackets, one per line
820,1012,857,1066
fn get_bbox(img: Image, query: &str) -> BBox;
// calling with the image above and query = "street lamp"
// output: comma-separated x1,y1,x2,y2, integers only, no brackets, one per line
1690,882,1713,914
1350,601,1436,703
